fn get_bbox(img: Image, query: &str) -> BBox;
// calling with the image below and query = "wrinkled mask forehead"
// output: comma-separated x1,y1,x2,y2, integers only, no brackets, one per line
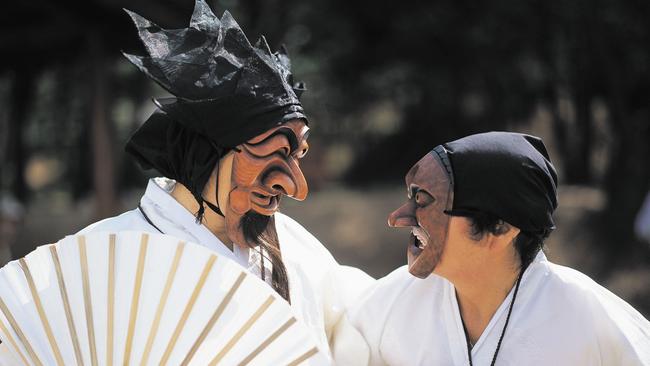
406,151,453,205
247,120,310,148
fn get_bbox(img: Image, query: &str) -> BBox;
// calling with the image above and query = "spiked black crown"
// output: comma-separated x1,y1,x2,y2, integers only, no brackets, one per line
123,0,307,148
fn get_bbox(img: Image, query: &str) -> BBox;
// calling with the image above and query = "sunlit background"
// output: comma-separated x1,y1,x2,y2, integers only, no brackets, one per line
1,0,649,315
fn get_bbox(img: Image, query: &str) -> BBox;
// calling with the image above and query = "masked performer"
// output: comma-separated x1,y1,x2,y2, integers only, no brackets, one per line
350,132,650,365
54,1,372,363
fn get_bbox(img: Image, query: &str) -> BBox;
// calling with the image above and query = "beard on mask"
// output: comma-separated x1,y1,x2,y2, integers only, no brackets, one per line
240,211,272,247
239,211,291,302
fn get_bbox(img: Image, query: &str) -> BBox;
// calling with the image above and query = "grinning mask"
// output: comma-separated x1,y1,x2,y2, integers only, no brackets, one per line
226,120,309,247
388,147,454,278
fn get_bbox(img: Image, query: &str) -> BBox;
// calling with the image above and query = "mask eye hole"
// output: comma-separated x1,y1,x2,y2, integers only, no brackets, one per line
415,190,435,207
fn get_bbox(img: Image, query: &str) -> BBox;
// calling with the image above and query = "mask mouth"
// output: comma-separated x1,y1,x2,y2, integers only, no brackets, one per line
251,191,280,215
409,226,429,254
413,226,429,248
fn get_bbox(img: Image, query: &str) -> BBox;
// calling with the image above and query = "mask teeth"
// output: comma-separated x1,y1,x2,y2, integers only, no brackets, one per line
412,228,428,248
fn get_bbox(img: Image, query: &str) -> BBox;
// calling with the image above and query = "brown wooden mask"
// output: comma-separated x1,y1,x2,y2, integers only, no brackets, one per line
388,150,454,278
226,119,309,246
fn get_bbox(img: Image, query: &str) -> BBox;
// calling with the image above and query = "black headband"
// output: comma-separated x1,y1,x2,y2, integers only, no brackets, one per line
440,132,558,233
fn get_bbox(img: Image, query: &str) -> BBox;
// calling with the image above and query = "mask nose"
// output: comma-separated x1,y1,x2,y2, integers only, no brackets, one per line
388,201,417,227
263,157,308,200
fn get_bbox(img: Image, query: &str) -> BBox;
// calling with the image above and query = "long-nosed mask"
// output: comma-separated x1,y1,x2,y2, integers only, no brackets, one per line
388,147,454,278
226,119,309,247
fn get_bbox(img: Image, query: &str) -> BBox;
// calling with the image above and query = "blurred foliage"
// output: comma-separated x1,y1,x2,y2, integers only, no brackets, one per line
0,0,649,267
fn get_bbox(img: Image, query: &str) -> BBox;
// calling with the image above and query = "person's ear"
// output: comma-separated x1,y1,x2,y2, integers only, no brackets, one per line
487,222,520,250
503,223,520,243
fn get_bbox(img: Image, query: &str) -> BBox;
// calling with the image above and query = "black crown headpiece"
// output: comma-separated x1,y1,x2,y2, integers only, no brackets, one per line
123,0,307,219
124,0,307,148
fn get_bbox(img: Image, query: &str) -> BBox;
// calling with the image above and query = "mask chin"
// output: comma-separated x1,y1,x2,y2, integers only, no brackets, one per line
407,243,439,278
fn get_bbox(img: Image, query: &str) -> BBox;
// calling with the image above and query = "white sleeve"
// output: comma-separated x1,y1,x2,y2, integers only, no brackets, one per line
348,267,413,366
590,284,650,365
273,213,377,365
324,265,376,366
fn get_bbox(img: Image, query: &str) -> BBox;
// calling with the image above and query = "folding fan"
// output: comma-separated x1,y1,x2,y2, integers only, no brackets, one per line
0,231,329,366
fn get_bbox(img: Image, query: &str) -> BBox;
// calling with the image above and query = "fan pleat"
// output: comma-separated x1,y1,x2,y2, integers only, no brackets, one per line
208,295,275,365
140,241,185,366
237,317,297,366
106,234,116,366
123,234,149,366
50,245,85,366
160,253,218,365
19,257,65,365
79,236,99,366
0,310,30,365
288,347,320,366
0,296,42,365
181,271,246,365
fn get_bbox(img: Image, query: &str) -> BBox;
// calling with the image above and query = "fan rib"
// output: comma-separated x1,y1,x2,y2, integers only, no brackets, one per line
181,272,247,365
0,316,30,365
78,236,99,366
237,317,298,366
19,258,65,365
123,233,149,365
140,241,186,366
0,297,43,365
106,234,116,366
160,253,218,365
209,295,276,365
287,347,319,366
49,245,84,366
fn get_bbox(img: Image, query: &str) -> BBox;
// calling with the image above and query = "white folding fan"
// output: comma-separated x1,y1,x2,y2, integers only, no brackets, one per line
0,231,329,366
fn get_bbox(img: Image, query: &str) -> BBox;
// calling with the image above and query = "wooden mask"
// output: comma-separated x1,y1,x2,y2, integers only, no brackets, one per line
388,150,454,278
226,119,310,247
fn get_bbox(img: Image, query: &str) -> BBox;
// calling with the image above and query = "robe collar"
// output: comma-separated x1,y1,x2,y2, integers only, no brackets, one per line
139,177,250,267
448,250,549,364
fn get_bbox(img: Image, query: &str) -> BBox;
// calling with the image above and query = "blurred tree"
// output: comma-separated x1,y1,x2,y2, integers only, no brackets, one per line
6,71,35,202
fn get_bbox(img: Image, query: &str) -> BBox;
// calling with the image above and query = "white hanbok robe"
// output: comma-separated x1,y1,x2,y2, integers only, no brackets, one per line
350,252,650,366
0,178,374,365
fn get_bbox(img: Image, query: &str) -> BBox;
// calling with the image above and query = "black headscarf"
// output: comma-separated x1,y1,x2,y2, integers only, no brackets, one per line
443,132,558,233
123,0,307,215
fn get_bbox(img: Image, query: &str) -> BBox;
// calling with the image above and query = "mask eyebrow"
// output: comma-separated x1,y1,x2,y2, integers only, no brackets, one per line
247,128,299,152
279,128,299,152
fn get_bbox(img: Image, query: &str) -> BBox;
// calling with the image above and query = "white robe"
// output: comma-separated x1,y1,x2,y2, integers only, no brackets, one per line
350,252,650,366
0,178,374,365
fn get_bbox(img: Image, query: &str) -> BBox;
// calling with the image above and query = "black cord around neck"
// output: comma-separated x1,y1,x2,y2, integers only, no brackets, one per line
203,156,225,218
461,266,525,366
138,203,164,234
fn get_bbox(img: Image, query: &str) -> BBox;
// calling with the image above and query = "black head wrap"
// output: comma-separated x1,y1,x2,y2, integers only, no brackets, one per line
122,0,307,216
442,131,558,233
